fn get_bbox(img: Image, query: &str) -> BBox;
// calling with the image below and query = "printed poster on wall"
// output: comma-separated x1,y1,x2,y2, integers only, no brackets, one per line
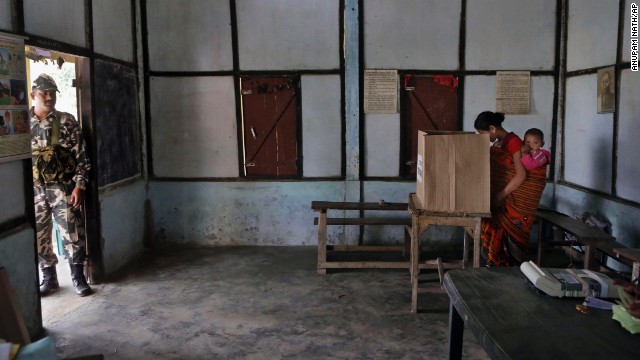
0,32,30,163
496,71,530,115
364,69,398,114
597,66,615,114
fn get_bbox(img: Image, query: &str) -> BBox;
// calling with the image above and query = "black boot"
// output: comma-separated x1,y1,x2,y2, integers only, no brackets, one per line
70,263,92,297
39,266,59,296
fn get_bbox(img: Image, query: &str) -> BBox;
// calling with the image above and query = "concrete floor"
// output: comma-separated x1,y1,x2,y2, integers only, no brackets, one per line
41,246,493,360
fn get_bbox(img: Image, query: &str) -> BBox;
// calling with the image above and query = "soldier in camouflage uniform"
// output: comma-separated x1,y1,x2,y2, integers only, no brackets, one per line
30,74,92,297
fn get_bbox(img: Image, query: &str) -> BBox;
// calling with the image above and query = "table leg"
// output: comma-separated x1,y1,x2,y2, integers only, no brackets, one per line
411,216,420,313
448,300,464,360
473,219,482,268
462,228,470,269
317,210,327,275
437,257,444,284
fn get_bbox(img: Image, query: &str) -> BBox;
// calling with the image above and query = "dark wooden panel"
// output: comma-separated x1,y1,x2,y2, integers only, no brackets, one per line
94,60,141,186
241,76,298,176
401,75,459,177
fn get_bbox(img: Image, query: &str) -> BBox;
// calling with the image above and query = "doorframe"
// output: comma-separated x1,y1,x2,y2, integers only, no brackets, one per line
77,56,103,283
24,40,104,284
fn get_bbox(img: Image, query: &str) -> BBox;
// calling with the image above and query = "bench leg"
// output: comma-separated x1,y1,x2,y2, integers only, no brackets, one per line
473,219,481,268
584,245,593,270
317,211,328,275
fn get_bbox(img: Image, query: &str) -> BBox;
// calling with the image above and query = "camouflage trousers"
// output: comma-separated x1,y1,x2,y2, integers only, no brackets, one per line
34,183,86,269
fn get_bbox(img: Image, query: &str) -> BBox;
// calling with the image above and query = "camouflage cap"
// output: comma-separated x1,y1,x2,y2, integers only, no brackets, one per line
32,74,59,92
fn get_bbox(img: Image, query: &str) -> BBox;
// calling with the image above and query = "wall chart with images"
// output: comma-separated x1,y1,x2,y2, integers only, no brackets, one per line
0,32,29,163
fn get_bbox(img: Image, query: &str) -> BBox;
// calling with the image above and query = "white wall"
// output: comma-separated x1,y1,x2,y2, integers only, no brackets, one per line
463,75,555,147
560,0,640,254
555,185,640,249
0,160,36,336
0,162,36,336
150,181,344,246
301,75,342,177
617,69,640,202
566,0,618,71
0,162,26,223
150,76,239,178
24,0,86,47
236,0,340,70
0,0,11,30
100,181,146,274
362,181,414,245
363,0,557,179
466,0,556,70
92,0,134,62
564,75,614,193
365,113,400,177
0,227,39,336
364,0,461,69
146,0,233,72
622,0,633,62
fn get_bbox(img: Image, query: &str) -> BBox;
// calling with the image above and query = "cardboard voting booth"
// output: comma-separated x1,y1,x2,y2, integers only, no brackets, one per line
416,131,490,213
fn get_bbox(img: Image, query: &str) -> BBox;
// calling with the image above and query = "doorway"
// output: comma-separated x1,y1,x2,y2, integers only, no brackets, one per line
25,46,99,321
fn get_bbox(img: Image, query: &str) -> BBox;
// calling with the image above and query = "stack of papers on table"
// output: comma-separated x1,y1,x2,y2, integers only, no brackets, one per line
612,305,640,334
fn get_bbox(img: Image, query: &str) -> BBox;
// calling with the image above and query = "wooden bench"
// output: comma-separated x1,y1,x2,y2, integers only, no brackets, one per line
312,201,413,274
536,208,625,270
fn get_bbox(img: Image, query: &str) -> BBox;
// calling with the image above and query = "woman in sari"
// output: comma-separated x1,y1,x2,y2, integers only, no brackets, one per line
474,111,547,267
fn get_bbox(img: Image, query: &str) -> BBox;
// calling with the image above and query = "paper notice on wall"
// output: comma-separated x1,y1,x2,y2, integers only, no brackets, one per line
0,32,30,163
416,154,423,183
496,71,530,114
364,69,398,114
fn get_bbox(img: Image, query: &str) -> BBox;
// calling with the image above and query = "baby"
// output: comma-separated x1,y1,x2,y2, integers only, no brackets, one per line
520,128,551,171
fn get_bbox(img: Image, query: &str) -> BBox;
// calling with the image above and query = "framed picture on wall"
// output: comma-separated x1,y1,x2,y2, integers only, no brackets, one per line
597,67,615,114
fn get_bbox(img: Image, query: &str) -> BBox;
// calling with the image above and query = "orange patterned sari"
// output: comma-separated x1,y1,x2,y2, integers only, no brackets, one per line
481,145,547,266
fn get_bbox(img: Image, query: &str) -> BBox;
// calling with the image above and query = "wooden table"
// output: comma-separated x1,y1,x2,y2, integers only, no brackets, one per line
408,193,490,313
613,248,640,282
443,268,638,360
